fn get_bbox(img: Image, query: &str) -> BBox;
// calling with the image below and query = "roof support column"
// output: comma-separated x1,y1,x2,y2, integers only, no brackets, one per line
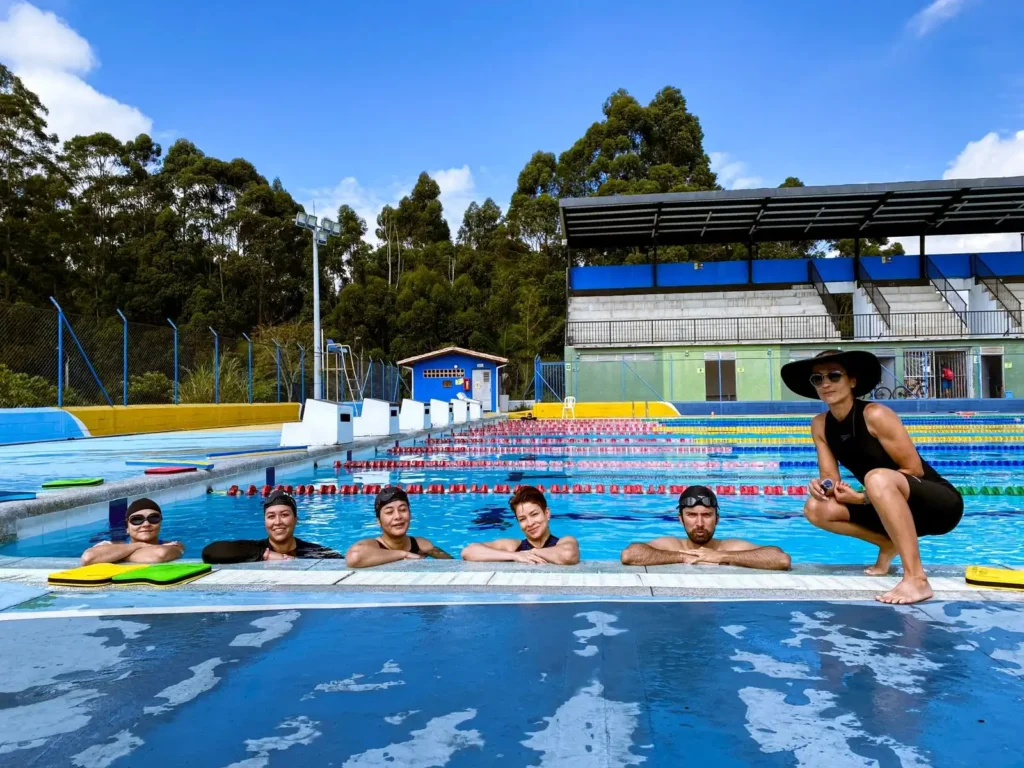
853,237,860,281
919,234,926,278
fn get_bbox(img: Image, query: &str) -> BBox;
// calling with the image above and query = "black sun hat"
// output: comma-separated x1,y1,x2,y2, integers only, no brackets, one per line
781,350,882,400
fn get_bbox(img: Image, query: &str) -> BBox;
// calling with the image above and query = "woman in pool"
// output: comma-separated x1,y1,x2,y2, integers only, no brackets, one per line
462,485,579,565
782,350,963,605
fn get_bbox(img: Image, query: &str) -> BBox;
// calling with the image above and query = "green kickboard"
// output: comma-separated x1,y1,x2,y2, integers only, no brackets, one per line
42,477,104,489
110,563,212,586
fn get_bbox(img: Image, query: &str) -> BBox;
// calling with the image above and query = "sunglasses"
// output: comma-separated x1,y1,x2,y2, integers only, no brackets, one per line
679,495,717,509
128,512,162,526
809,370,844,388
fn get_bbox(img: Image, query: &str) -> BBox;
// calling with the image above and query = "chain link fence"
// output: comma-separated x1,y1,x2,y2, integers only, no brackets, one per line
546,345,1024,404
0,301,393,408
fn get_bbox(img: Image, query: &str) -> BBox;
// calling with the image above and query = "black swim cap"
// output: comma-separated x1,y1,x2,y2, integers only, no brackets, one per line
263,489,296,513
375,486,409,516
127,497,161,516
678,485,718,511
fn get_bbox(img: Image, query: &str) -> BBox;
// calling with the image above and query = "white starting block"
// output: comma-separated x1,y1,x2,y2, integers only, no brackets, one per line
457,392,483,421
430,399,451,428
450,398,468,424
280,399,354,447
399,399,431,431
354,398,400,437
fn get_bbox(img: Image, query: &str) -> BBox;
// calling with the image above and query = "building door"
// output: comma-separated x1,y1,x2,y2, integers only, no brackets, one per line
904,349,969,398
472,369,492,410
982,354,1004,398
704,356,737,402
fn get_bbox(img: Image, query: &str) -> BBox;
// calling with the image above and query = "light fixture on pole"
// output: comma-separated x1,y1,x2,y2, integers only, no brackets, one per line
294,211,340,400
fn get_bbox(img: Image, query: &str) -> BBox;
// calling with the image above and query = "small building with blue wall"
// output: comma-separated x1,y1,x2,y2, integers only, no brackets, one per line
398,347,508,412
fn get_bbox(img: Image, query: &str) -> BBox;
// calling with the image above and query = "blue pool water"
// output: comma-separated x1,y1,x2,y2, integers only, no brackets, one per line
6,423,1024,564
0,427,282,491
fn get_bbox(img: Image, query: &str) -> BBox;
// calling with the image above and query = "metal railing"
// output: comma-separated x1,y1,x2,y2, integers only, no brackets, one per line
973,254,1022,327
566,310,1020,346
925,257,968,325
808,260,853,340
857,261,890,325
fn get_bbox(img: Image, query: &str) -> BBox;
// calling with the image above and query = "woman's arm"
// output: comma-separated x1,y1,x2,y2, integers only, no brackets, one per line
345,539,417,568
864,403,925,476
526,536,580,565
461,540,520,562
810,414,841,500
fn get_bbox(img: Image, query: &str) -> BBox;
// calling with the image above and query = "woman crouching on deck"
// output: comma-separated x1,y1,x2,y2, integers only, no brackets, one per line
781,350,963,605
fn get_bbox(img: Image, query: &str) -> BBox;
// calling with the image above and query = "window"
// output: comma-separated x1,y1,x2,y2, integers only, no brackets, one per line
423,367,465,379
578,353,655,362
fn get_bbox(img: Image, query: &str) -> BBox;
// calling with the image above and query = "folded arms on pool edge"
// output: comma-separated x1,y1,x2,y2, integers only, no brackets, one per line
620,539,792,571
80,541,185,566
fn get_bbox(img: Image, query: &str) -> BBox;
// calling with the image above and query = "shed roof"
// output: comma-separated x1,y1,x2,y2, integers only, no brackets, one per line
397,346,509,366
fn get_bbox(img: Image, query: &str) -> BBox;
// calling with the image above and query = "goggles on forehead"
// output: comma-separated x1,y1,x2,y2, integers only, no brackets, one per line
679,495,717,510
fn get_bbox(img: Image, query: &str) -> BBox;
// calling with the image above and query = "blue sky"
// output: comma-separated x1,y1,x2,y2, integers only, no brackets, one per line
1,0,1023,250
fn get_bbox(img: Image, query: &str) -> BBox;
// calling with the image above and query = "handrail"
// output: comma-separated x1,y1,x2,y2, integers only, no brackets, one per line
925,256,967,325
856,261,890,325
808,260,853,339
566,309,1019,346
973,254,1022,326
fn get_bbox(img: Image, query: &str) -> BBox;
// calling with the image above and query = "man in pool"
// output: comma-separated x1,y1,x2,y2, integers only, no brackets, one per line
202,489,341,563
461,485,580,565
80,498,185,565
345,486,453,568
620,485,791,570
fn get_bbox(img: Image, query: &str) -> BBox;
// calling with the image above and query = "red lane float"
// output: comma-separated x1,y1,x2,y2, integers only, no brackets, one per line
239,482,807,498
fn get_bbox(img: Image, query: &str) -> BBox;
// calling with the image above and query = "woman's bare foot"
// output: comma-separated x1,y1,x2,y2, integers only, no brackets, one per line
864,542,897,576
876,575,933,605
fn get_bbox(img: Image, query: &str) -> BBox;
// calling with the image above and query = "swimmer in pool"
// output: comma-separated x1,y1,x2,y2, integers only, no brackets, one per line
80,498,184,565
461,485,580,565
202,489,341,563
620,485,791,571
345,486,453,568
782,349,964,604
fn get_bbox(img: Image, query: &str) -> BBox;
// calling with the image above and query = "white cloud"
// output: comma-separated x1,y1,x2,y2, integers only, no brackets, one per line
895,130,1024,254
709,151,764,190
0,2,152,142
303,165,477,245
908,0,969,37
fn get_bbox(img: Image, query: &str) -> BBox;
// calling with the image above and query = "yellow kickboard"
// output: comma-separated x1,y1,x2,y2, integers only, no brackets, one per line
964,566,1024,591
48,563,147,586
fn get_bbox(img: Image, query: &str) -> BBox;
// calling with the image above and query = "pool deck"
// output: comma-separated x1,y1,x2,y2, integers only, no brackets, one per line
2,557,1021,605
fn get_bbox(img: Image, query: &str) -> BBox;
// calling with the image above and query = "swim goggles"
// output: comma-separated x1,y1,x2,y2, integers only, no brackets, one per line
128,512,162,526
809,370,844,388
679,495,717,509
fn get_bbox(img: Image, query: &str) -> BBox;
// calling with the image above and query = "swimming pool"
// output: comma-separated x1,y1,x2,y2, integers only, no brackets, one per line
6,416,1024,565
0,426,283,492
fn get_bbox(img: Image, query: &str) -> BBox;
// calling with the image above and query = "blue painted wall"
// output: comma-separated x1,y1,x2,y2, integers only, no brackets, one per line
569,250,1023,291
0,408,89,445
408,351,501,411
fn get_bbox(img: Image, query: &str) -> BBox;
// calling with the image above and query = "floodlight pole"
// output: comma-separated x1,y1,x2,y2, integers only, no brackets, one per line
312,232,322,400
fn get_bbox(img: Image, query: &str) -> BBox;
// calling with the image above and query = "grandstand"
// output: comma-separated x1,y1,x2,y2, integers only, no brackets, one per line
554,177,1024,406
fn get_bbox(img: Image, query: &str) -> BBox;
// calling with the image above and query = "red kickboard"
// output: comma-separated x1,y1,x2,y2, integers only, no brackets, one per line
144,466,198,475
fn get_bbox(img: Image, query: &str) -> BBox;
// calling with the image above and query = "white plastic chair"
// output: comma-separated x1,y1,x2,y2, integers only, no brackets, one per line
561,396,576,419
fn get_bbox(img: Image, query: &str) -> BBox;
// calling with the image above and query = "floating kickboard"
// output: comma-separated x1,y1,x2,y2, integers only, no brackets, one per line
126,459,214,470
48,563,146,586
111,563,212,586
0,491,36,502
41,477,104,489
144,466,198,475
965,566,1024,591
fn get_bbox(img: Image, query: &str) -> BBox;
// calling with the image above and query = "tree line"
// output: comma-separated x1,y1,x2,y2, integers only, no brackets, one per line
1,69,901,400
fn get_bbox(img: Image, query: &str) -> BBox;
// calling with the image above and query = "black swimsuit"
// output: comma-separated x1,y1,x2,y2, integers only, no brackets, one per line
516,534,560,552
824,399,963,536
376,537,421,554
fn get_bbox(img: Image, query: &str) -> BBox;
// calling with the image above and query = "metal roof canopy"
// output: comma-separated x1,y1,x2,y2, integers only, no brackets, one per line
559,176,1024,248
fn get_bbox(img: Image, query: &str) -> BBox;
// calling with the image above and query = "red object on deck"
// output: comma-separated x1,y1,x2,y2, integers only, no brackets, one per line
144,466,198,476
246,485,259,496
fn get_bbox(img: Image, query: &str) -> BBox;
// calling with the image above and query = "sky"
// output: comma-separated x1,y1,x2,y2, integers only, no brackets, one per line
1,0,1023,252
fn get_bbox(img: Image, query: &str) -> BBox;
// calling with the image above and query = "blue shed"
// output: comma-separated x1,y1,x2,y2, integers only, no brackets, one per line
398,347,508,412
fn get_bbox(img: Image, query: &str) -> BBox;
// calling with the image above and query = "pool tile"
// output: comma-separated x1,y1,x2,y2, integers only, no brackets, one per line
200,569,348,586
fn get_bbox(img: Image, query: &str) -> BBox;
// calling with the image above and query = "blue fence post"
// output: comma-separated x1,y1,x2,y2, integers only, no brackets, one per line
297,343,306,404
209,327,219,404
116,309,128,405
49,297,113,406
167,319,178,404
273,339,282,403
242,333,253,403
534,356,541,403
55,303,63,407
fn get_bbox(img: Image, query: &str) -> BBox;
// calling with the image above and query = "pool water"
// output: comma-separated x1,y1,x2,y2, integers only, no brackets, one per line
7,416,1024,565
